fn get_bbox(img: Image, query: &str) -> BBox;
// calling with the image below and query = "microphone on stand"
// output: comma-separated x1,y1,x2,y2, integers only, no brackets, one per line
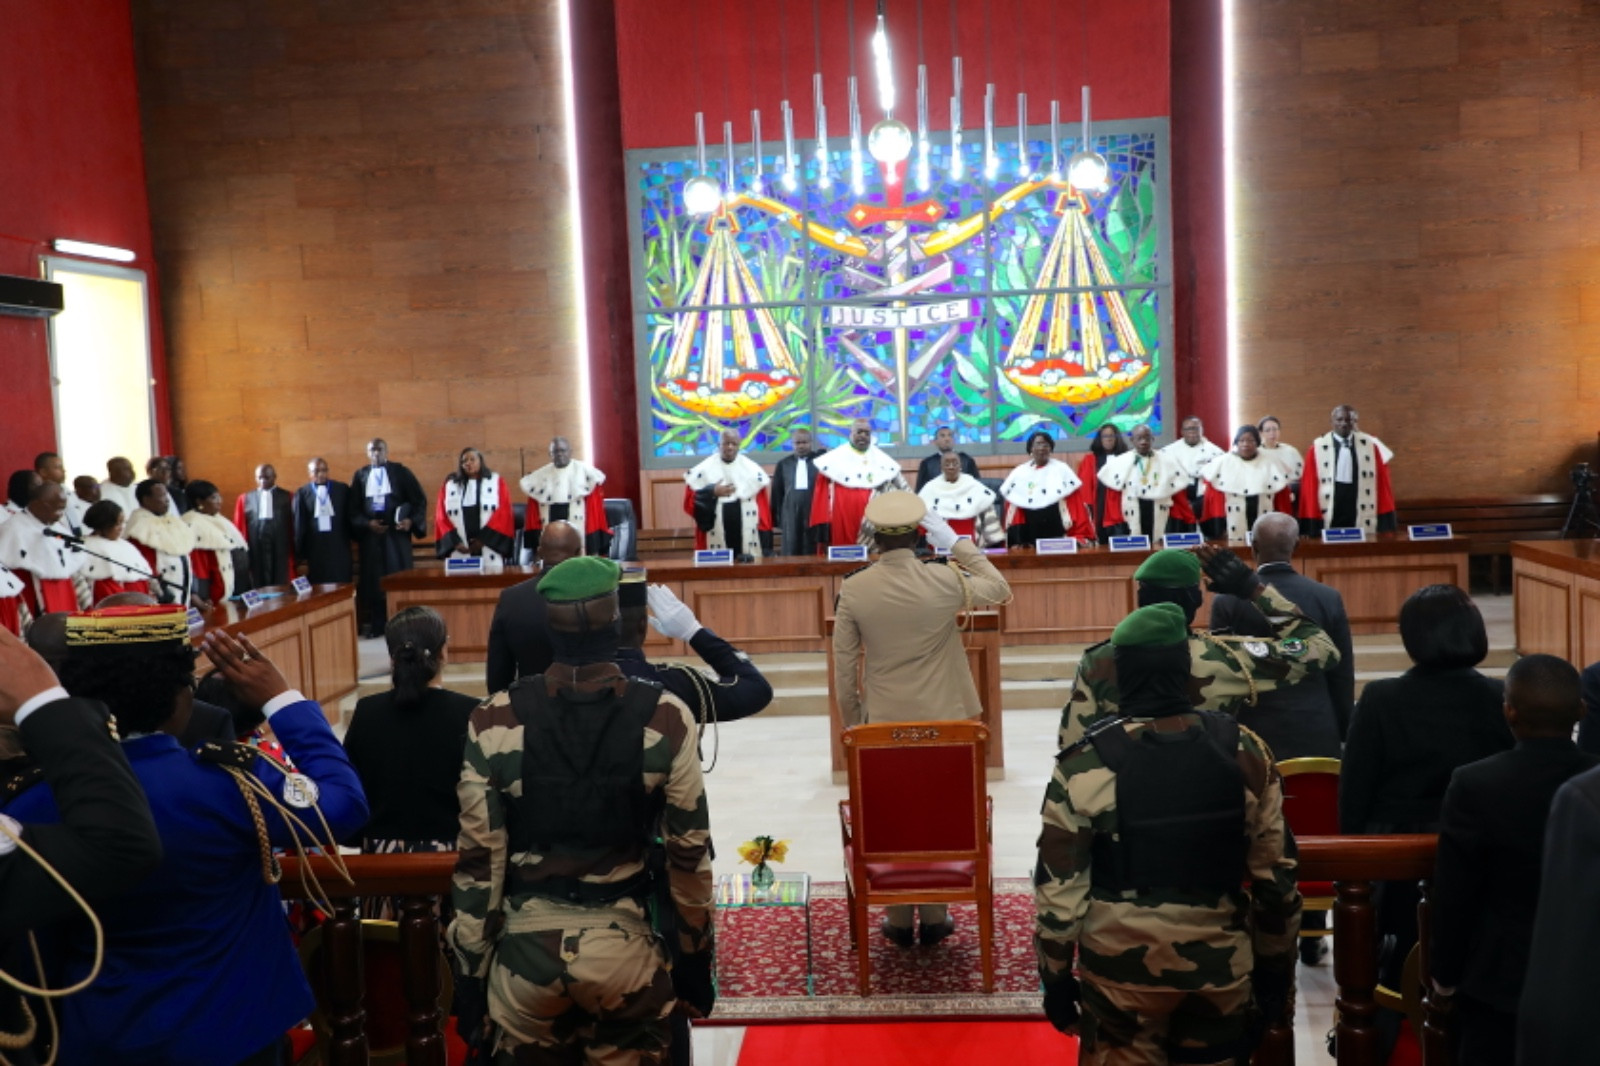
42,528,86,546
41,527,185,598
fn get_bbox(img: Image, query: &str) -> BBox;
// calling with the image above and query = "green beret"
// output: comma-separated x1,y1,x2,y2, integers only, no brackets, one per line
1133,549,1202,588
537,556,622,603
1111,602,1190,647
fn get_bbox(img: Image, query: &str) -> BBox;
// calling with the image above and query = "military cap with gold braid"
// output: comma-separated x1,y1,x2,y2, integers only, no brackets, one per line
863,490,926,535
65,604,191,647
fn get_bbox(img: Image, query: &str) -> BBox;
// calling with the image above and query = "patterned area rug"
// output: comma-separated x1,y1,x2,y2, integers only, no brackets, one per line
710,878,1044,1022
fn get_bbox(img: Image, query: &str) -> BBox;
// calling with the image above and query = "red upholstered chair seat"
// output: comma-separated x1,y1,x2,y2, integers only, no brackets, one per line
842,844,978,890
1299,880,1335,899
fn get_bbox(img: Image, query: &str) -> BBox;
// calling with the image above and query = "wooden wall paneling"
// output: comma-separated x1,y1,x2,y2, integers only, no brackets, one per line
1514,570,1572,660
386,584,503,661
683,581,828,653
1000,571,1136,645
307,603,361,707
1578,589,1600,670
252,629,306,694
1306,555,1466,634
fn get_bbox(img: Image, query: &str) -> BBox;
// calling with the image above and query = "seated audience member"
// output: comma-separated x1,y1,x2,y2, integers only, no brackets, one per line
1577,659,1600,756
484,522,583,693
917,451,1004,547
3,611,367,1066
616,578,772,726
79,501,156,605
125,478,198,609
1430,655,1596,1066
1339,584,1512,1019
2,470,40,524
98,456,140,516
183,480,250,604
999,431,1093,547
0,480,85,618
1519,759,1600,1063
1074,423,1129,540
232,463,294,587
343,607,478,854
0,626,163,1044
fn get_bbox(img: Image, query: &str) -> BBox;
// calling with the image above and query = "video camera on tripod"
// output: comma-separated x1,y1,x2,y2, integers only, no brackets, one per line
1563,462,1599,538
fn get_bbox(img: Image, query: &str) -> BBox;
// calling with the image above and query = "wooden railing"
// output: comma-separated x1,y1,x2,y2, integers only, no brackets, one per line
281,835,1445,1066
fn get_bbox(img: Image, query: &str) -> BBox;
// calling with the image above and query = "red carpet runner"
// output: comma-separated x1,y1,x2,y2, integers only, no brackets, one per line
735,1020,1074,1064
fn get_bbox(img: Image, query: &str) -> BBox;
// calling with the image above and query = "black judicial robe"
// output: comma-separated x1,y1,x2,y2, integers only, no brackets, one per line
235,487,294,587
350,464,427,613
770,454,818,557
294,480,355,584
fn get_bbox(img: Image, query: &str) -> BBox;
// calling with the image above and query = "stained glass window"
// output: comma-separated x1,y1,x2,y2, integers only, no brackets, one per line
627,121,1171,462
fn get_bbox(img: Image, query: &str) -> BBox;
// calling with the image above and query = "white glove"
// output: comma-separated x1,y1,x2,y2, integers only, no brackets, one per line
920,510,960,551
647,584,702,641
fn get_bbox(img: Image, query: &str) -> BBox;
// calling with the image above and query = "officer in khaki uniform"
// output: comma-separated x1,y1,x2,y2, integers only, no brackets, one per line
449,557,715,1065
832,491,1011,946
1059,547,1341,750
1035,602,1301,1065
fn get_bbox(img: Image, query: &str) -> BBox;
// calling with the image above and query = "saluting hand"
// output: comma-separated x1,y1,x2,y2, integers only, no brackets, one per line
0,625,63,724
201,630,290,710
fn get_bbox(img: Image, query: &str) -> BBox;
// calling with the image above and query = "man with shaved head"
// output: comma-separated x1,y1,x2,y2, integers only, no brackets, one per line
807,418,911,549
484,522,584,693
683,429,773,561
1298,404,1396,536
520,436,612,559
233,463,294,587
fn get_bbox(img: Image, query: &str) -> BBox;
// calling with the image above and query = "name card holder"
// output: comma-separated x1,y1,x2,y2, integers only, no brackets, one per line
445,556,486,576
1036,537,1079,555
828,544,869,562
240,589,265,609
933,536,973,557
1162,532,1203,549
291,576,313,595
1321,528,1365,544
1408,523,1453,541
1109,535,1152,552
185,607,205,630
694,549,735,567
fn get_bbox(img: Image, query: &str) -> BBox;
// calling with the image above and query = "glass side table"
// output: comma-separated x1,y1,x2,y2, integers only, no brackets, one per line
714,871,813,995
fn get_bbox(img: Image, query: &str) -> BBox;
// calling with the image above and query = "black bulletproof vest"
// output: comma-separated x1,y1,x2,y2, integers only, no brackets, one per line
507,677,663,858
1088,712,1249,894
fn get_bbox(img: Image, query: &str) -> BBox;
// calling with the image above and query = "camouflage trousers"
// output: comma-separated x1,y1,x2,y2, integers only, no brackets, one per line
489,924,676,1065
1078,976,1253,1066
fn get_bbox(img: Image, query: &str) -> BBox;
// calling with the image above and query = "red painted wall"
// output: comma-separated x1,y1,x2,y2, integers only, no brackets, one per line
0,0,168,471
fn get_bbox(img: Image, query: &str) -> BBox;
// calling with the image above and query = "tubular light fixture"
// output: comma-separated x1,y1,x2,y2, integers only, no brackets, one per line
52,239,135,263
849,76,866,195
782,100,799,191
1067,85,1110,193
916,64,931,192
815,73,832,189
950,56,964,180
683,112,721,215
871,7,895,116
1016,93,1029,178
1050,99,1061,179
723,120,737,204
750,109,764,194
983,83,998,181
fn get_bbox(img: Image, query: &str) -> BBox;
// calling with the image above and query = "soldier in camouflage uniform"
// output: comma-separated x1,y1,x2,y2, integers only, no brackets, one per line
449,556,715,1065
1035,602,1302,1064
1059,547,1340,750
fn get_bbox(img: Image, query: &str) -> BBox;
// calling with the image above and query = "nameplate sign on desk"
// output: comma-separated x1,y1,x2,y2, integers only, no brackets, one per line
240,589,265,609
186,607,205,630
1321,528,1365,544
445,556,485,576
694,549,734,567
1109,535,1152,552
1408,523,1453,541
291,576,312,595
1036,537,1079,555
932,536,973,557
1162,532,1203,549
828,545,869,562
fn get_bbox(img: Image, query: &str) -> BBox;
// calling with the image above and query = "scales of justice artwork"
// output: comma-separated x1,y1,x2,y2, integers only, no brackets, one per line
629,105,1171,462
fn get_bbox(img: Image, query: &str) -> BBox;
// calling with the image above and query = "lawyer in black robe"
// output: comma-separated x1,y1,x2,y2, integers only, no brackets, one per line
294,460,354,585
770,432,818,558
232,465,294,587
349,441,427,635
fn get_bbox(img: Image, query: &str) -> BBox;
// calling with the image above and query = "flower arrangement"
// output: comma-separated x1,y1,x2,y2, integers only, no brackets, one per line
737,835,789,894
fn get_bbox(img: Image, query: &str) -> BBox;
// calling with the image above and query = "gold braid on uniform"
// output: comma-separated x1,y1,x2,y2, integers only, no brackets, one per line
654,662,722,773
1201,634,1260,706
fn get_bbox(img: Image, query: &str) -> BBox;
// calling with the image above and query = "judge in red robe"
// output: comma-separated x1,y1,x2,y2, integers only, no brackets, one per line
520,436,612,558
435,449,517,572
1297,405,1396,537
0,480,86,618
1075,423,1130,540
79,500,157,605
682,431,773,560
184,481,249,606
0,565,21,635
807,419,910,550
1000,432,1095,547
918,454,1004,546
1199,426,1294,542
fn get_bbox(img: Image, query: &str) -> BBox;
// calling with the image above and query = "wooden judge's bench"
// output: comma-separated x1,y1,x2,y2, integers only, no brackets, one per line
191,583,361,720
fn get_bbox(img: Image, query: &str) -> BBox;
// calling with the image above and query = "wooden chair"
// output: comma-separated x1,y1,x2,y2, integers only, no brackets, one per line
837,719,994,996
297,919,455,1066
1278,757,1341,936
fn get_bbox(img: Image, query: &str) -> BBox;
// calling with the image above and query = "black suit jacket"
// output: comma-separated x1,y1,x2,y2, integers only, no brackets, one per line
485,574,553,694
1520,764,1600,1063
1576,661,1600,755
1209,562,1356,759
915,451,979,490
616,628,773,724
1431,738,1597,1012
293,480,354,584
0,698,161,939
